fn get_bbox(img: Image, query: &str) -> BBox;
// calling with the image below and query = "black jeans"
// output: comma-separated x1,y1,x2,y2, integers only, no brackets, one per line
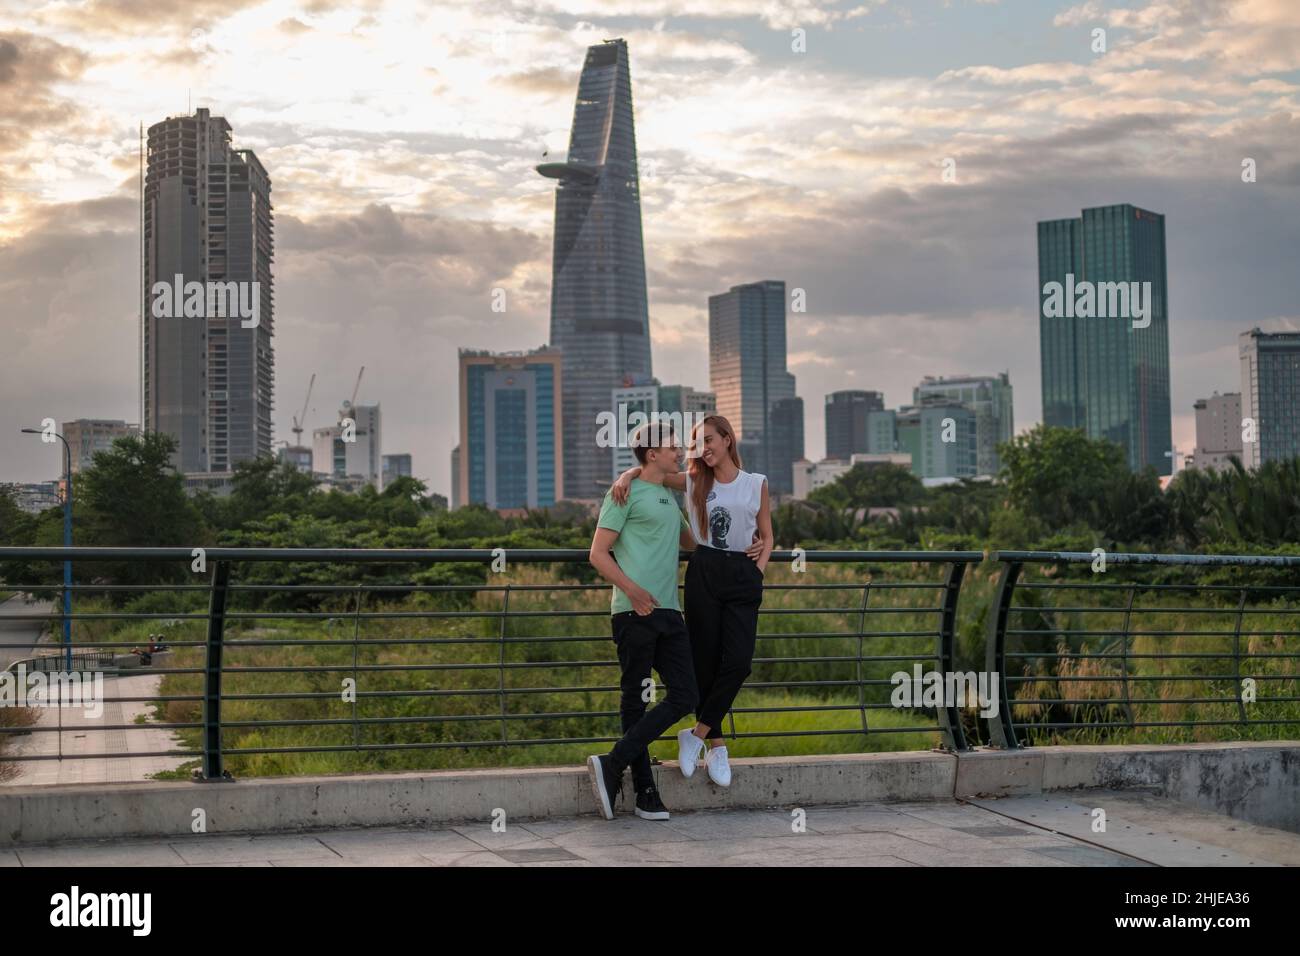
684,545,764,736
608,608,699,790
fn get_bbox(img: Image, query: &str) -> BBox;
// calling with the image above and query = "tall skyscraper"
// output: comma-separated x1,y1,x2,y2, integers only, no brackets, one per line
824,390,885,460
458,348,564,509
709,280,803,494
1038,204,1171,474
913,373,1014,477
143,108,274,473
1191,392,1243,472
1239,328,1300,468
537,39,651,500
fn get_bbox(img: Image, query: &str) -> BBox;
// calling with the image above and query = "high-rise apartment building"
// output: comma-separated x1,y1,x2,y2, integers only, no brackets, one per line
143,107,274,474
1190,393,1243,473
1239,328,1300,468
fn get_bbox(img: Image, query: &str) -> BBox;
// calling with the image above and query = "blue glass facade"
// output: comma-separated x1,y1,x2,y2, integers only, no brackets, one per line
1038,204,1172,474
461,350,562,509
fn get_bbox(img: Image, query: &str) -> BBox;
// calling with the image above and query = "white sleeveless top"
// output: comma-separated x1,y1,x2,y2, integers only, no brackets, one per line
685,470,766,551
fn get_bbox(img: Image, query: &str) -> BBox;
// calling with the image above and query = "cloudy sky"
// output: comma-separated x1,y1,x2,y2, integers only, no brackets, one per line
1,0,1297,495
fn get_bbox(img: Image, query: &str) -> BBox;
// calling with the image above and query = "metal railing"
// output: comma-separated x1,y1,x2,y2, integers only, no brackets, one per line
0,547,981,779
2,547,1297,779
986,550,1300,748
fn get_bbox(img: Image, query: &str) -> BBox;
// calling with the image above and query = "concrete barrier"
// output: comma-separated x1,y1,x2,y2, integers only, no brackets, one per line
2,742,1296,846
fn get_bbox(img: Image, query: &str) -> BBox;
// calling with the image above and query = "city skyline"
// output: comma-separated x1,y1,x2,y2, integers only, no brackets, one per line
2,1,1298,495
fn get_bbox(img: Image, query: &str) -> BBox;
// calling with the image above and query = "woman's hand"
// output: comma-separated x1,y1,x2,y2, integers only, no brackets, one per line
616,468,642,504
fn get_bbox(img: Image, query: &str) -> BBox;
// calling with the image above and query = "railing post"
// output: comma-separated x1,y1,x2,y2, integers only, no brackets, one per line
985,560,1022,749
937,562,968,751
203,560,230,780
1120,587,1136,729
1232,587,1248,724
498,584,512,747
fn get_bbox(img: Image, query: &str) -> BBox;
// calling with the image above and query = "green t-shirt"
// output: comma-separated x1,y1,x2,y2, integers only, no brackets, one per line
596,479,689,615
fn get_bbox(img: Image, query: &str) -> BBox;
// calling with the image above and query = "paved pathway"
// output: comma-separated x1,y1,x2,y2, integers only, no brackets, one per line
5,791,1297,867
0,671,190,786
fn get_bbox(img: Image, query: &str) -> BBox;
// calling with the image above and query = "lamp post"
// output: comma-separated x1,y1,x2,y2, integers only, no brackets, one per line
21,427,73,669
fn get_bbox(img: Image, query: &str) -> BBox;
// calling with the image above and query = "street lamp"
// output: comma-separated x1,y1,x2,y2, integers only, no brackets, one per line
21,426,73,670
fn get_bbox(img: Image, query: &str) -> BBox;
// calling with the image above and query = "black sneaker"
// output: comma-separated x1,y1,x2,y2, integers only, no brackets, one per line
587,754,624,820
634,785,670,821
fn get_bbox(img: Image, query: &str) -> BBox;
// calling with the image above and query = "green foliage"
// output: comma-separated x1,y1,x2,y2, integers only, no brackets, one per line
808,462,925,510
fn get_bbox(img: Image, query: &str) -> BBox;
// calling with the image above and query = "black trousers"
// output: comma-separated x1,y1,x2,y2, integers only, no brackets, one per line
608,608,699,790
684,545,764,736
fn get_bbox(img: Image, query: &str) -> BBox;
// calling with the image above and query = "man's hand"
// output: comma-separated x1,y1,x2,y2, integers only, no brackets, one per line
627,583,659,616
746,530,771,573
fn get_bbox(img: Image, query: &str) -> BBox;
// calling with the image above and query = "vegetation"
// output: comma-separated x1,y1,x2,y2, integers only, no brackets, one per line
1,426,1297,778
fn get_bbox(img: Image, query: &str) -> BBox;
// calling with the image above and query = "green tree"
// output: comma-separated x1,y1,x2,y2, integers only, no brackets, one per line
998,426,1131,536
808,463,925,510
73,433,208,590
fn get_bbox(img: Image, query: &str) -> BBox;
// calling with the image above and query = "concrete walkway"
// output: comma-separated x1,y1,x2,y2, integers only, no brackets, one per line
0,672,190,786
4,790,1296,867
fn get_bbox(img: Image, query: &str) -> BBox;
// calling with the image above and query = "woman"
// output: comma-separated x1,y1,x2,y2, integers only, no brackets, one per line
611,414,773,786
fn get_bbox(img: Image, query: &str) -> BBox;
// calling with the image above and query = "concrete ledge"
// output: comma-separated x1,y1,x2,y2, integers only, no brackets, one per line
1036,741,1300,833
954,748,1044,798
5,743,1297,846
0,750,958,847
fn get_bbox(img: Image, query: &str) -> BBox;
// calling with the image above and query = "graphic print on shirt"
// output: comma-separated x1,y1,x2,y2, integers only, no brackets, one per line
709,505,732,549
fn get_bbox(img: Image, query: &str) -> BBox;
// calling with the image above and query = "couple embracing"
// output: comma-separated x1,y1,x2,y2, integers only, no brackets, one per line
586,414,773,821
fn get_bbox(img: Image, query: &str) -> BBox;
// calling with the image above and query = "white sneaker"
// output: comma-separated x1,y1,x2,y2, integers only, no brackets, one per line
677,729,705,778
705,745,732,787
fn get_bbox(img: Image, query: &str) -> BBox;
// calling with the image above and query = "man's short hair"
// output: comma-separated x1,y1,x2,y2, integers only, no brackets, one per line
629,420,677,465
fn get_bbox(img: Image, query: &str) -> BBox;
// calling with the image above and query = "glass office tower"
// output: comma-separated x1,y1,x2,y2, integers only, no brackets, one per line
709,279,803,494
537,39,651,500
1038,204,1171,474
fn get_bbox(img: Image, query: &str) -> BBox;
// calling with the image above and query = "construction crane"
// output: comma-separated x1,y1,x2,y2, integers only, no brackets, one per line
350,366,365,408
291,373,315,445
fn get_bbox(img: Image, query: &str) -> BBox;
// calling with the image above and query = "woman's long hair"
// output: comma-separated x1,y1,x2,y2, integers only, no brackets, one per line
688,415,743,539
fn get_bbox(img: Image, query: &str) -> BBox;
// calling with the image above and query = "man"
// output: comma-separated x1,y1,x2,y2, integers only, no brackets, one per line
587,421,698,821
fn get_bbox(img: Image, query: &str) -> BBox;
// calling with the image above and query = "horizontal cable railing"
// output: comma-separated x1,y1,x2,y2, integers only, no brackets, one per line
985,550,1300,748
0,547,981,779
